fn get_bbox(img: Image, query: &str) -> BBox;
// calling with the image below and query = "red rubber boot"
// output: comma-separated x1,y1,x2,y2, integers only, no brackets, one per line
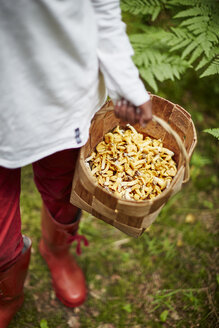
0,236,31,328
39,204,88,308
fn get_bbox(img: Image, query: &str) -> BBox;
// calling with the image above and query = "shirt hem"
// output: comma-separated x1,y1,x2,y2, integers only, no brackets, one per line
0,138,88,169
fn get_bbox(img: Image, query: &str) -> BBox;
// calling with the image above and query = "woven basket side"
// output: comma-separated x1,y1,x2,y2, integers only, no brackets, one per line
115,212,144,228
151,95,173,119
170,166,185,196
142,204,164,229
113,221,145,238
89,114,104,151
91,207,144,237
78,161,96,194
170,105,191,135
92,208,115,226
103,110,120,135
135,120,166,142
92,196,117,220
185,120,197,157
151,95,197,163
148,185,174,214
94,184,118,209
175,103,192,120
70,188,93,214
81,139,92,163
74,179,93,205
116,198,151,217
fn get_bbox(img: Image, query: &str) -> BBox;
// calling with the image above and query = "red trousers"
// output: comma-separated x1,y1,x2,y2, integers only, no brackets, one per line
0,149,79,270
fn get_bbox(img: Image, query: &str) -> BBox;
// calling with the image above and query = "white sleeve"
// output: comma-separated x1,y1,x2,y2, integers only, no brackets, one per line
91,0,150,106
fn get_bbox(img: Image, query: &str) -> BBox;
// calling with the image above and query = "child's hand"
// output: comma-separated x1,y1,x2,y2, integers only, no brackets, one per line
114,98,152,127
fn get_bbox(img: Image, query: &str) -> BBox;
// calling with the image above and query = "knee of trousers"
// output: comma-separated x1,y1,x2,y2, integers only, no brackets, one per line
0,234,24,270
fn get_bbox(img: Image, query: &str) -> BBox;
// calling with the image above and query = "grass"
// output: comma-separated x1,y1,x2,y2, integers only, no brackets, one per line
10,84,219,328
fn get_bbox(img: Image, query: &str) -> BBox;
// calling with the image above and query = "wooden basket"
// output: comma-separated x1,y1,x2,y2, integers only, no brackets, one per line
70,94,197,237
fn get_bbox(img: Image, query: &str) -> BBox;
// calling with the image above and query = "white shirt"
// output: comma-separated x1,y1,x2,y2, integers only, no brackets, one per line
0,0,150,168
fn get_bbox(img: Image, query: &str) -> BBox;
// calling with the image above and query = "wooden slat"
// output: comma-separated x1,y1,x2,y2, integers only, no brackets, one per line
185,121,197,156
148,188,172,214
92,209,115,226
74,179,93,205
151,95,169,117
176,103,191,120
171,168,184,195
142,205,164,229
116,198,151,217
113,221,145,238
94,185,118,209
163,101,174,122
170,106,191,135
137,120,166,140
90,115,104,150
92,196,117,220
162,132,180,163
116,212,144,228
78,162,96,195
103,111,119,135
70,191,93,214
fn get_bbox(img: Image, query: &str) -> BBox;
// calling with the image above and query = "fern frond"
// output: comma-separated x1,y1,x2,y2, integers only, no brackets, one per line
203,128,219,141
121,0,166,21
196,56,210,71
181,41,198,59
168,0,217,7
200,57,219,78
122,0,219,89
132,42,190,91
166,27,192,51
174,7,206,18
188,47,203,64
195,46,219,71
129,27,170,46
180,16,209,29
139,68,158,91
166,1,219,67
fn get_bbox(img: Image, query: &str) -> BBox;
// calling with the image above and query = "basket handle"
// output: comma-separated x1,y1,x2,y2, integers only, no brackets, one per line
152,115,189,183
95,103,190,183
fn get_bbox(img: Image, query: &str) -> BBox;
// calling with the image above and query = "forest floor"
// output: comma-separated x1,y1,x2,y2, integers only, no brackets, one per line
9,79,219,328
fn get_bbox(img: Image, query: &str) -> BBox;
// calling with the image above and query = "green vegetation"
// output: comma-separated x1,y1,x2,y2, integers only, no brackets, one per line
10,2,219,327
122,0,219,92
204,128,219,141
11,79,219,327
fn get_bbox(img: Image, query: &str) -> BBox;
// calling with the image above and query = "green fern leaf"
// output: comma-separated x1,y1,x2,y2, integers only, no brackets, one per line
180,17,209,28
123,0,219,88
204,31,218,43
151,6,161,21
195,56,209,70
169,39,191,52
189,47,203,64
200,40,213,58
200,58,219,77
121,0,164,18
168,0,217,7
203,128,219,140
174,7,204,18
181,41,198,59
139,67,158,92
